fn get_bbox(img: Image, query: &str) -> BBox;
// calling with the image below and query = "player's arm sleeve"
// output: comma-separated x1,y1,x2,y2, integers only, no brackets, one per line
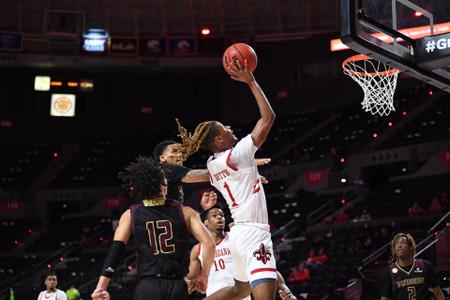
229,134,258,168
99,210,131,282
186,244,202,279
378,268,392,299
163,164,191,186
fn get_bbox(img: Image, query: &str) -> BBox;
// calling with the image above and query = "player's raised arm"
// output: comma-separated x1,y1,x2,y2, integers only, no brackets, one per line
226,59,276,148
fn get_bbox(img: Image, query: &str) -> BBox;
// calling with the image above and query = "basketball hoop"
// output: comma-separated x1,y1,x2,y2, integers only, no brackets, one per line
342,54,400,116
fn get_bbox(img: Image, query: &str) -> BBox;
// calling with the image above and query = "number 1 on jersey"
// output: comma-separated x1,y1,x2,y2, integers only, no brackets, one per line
223,182,238,207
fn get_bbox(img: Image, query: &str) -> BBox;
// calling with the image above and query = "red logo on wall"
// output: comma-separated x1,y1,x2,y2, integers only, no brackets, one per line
304,170,327,185
439,151,450,165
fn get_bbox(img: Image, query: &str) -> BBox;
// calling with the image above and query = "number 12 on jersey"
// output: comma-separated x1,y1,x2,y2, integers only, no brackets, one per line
146,220,176,255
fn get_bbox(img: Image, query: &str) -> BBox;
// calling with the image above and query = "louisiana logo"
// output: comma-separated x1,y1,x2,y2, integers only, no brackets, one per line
54,96,72,114
253,243,272,264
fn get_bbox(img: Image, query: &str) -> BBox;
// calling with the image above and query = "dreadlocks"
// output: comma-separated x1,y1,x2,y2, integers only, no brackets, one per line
175,118,221,160
118,156,166,202
391,232,416,261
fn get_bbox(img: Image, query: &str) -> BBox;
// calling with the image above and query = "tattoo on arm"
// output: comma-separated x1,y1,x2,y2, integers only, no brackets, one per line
183,169,210,183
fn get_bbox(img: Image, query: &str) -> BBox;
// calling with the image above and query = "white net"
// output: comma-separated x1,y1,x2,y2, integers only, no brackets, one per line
343,55,399,116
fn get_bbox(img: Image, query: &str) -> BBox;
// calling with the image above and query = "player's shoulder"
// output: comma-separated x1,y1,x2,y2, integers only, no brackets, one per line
235,134,254,147
192,242,200,251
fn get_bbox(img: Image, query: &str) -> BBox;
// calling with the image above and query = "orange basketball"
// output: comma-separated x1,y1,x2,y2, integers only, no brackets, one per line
222,43,258,75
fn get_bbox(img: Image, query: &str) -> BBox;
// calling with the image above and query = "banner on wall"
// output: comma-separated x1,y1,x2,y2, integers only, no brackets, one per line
140,38,167,55
109,37,138,55
168,38,195,55
0,32,22,51
304,170,327,185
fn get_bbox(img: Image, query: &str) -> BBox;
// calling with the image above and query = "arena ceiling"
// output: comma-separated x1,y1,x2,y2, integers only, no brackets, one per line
0,0,339,41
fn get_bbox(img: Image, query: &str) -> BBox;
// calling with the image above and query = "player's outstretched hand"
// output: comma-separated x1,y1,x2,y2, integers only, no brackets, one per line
256,158,271,166
190,274,208,294
259,175,269,184
91,288,110,300
226,59,255,85
184,277,196,294
200,191,218,210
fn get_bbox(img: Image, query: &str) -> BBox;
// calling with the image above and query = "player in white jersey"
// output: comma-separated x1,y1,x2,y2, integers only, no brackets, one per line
37,273,68,300
187,207,297,300
177,59,278,300
188,206,251,300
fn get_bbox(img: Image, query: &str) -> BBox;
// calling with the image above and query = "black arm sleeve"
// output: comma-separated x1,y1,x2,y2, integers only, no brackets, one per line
162,164,191,186
424,260,439,288
379,268,393,298
100,240,126,278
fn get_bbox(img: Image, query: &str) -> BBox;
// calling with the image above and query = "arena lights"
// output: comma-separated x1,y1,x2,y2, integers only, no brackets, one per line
53,152,59,158
340,178,347,183
414,11,422,17
372,133,379,139
339,157,346,164
82,29,109,53
330,21,450,51
34,76,51,91
429,90,433,96
201,27,211,36
402,111,408,116
388,121,393,127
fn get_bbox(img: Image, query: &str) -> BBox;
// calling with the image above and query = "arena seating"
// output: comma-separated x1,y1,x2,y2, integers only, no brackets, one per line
0,142,57,190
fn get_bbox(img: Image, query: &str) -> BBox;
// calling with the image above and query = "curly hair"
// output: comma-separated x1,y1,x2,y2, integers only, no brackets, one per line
118,156,166,202
391,232,416,261
175,118,221,160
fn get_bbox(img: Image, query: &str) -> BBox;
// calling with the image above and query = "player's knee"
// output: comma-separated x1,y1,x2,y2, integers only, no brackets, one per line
251,278,277,300
233,280,251,297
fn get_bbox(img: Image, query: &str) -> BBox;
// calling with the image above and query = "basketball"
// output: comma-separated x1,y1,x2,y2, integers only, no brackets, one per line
222,43,258,75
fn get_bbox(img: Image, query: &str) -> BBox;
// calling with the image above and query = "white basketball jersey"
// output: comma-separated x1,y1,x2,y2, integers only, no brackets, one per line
37,289,67,300
207,135,268,224
198,233,250,300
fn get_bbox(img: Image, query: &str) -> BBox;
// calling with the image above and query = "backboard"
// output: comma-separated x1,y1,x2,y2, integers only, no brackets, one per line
340,0,450,92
